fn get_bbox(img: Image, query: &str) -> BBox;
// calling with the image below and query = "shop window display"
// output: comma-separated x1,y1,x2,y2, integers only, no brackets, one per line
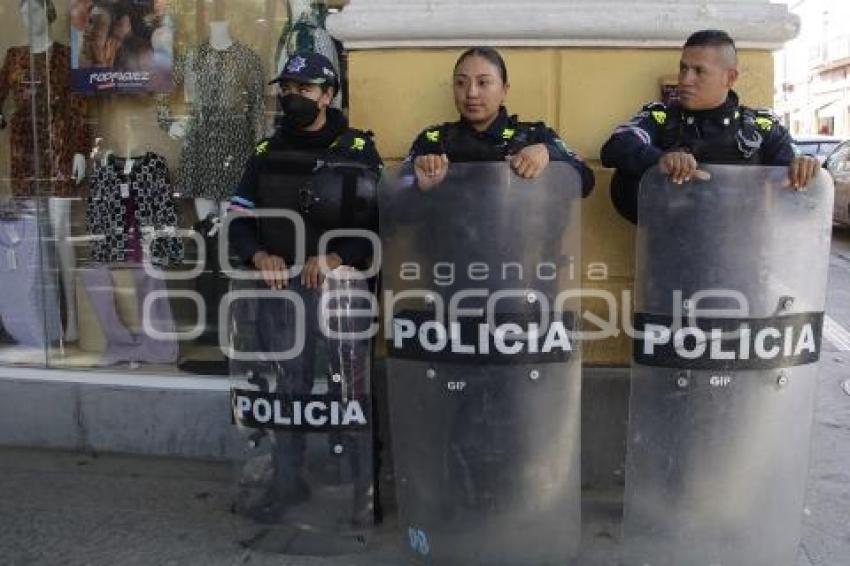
0,0,320,374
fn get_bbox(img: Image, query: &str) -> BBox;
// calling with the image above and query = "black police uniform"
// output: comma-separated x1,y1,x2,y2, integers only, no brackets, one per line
228,101,382,524
601,90,795,223
228,108,381,268
408,106,595,196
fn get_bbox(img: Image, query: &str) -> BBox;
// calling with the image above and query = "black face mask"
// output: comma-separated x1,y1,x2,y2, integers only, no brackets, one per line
279,93,321,129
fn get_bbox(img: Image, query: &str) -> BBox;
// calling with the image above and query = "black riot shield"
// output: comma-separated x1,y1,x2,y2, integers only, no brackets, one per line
623,165,834,566
379,162,583,565
227,267,375,554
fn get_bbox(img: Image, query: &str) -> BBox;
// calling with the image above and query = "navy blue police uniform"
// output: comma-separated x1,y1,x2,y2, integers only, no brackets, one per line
600,90,795,223
228,117,381,269
227,52,382,525
228,50,382,269
408,106,595,196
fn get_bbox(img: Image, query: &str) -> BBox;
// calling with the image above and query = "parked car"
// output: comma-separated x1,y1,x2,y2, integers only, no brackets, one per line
826,140,850,227
793,135,844,165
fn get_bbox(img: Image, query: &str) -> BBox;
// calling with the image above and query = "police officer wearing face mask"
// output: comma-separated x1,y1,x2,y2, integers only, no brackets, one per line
227,52,382,525
601,29,820,224
229,51,382,288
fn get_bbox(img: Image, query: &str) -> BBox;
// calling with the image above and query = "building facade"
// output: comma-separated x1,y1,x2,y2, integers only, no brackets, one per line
0,0,797,461
775,0,850,137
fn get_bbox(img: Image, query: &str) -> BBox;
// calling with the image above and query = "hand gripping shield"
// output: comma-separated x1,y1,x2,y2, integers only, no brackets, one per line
623,166,834,566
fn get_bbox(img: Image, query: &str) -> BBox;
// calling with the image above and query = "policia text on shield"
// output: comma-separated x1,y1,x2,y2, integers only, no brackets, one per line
226,51,382,534
600,29,833,566
220,30,833,566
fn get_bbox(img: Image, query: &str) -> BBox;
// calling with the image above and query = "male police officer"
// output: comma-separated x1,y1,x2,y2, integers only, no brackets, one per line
227,51,381,524
601,29,820,223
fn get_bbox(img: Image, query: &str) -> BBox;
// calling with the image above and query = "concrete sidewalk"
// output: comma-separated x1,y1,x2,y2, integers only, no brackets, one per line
0,355,847,565
0,446,624,565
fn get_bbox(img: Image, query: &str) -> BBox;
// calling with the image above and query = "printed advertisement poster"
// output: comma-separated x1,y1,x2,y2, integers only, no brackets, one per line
70,0,173,93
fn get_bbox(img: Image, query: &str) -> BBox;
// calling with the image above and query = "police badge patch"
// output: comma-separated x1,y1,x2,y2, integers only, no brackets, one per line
287,56,307,73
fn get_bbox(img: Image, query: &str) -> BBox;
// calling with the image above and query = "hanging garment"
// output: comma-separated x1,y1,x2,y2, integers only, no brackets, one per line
0,44,92,197
86,152,184,267
275,1,343,108
191,213,229,346
79,266,179,366
156,42,266,201
0,209,62,347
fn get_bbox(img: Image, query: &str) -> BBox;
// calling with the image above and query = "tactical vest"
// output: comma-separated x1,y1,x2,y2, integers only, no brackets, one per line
437,120,537,162
301,162,379,230
255,149,378,265
255,149,318,265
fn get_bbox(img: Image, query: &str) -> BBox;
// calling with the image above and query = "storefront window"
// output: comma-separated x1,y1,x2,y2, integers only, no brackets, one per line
0,0,308,375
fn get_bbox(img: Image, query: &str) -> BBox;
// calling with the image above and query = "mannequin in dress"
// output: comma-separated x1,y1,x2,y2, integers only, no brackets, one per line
11,0,87,181
169,20,233,220
168,20,265,220
208,20,234,52
0,0,91,342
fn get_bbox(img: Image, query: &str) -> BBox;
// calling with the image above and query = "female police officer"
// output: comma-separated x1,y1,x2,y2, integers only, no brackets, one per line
228,52,381,526
385,47,593,563
408,46,594,194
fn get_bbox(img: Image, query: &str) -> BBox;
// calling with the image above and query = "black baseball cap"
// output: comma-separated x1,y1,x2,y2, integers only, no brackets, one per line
270,52,338,89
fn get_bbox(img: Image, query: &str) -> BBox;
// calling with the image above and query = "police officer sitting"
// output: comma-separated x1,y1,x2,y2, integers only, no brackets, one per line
601,29,820,224
229,51,382,288
408,46,595,195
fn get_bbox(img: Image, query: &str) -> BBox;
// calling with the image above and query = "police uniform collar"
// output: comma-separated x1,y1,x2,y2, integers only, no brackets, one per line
274,107,349,149
678,91,739,126
458,106,513,139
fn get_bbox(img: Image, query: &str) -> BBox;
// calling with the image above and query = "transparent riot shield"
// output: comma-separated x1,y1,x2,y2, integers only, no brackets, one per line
227,267,375,554
623,165,835,566
379,162,583,565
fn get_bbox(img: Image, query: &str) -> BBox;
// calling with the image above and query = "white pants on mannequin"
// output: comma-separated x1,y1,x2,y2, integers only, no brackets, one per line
48,197,78,343
194,198,228,221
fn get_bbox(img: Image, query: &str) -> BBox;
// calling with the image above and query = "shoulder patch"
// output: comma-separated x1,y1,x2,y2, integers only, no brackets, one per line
255,140,270,155
755,117,774,132
742,106,779,130
750,108,779,132
640,101,667,125
420,123,447,144
332,129,372,151
501,128,516,140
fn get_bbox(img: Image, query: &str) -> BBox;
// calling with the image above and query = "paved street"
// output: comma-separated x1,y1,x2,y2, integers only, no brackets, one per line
0,229,849,566
799,227,850,566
